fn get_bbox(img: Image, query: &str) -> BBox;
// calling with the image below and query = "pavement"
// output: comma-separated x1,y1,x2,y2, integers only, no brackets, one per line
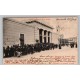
3,46,78,64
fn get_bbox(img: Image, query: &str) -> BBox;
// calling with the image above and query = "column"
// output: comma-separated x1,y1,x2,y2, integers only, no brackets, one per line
50,32,52,43
46,31,48,43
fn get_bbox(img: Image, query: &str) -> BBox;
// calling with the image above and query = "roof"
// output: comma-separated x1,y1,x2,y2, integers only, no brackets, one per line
26,20,53,29
4,18,53,29
3,18,35,28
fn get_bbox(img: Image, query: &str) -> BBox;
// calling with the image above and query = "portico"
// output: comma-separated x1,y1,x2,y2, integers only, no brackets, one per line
39,29,52,43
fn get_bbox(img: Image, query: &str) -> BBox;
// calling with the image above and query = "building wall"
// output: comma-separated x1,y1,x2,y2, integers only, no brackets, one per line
67,37,78,44
27,22,53,43
3,19,54,47
3,19,35,47
34,27,39,41
27,22,53,32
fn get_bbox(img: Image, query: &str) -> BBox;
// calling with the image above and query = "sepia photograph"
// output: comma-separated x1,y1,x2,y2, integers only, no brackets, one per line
3,16,78,64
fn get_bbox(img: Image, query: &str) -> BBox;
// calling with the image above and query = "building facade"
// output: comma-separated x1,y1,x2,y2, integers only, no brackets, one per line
3,18,53,47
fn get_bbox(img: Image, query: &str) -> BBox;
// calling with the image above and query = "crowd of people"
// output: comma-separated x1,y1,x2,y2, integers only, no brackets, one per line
70,42,77,48
3,43,58,58
3,42,77,58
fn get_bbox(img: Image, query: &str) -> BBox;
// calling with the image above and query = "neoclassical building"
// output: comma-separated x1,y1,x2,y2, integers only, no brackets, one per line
3,18,54,47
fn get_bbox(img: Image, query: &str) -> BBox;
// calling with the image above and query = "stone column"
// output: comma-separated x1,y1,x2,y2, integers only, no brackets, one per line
46,31,48,43
50,32,52,43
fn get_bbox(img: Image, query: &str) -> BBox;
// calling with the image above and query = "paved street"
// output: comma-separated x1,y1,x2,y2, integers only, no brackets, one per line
3,46,78,64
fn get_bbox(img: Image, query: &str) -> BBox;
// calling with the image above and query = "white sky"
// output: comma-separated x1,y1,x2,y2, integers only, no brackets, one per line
9,17,78,38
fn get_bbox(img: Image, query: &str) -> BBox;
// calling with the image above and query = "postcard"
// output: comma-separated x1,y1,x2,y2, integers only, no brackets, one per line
3,16,78,64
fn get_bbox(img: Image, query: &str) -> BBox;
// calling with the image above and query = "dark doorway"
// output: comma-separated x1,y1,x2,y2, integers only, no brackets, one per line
39,29,42,43
48,32,50,43
44,37,46,43
48,37,50,43
44,30,46,43
39,36,42,43
20,34,24,46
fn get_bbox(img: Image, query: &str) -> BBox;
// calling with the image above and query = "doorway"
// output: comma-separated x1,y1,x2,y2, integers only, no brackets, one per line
39,29,42,43
20,34,24,46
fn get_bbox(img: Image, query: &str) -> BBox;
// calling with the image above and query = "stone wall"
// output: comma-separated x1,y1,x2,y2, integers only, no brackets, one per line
3,19,35,47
